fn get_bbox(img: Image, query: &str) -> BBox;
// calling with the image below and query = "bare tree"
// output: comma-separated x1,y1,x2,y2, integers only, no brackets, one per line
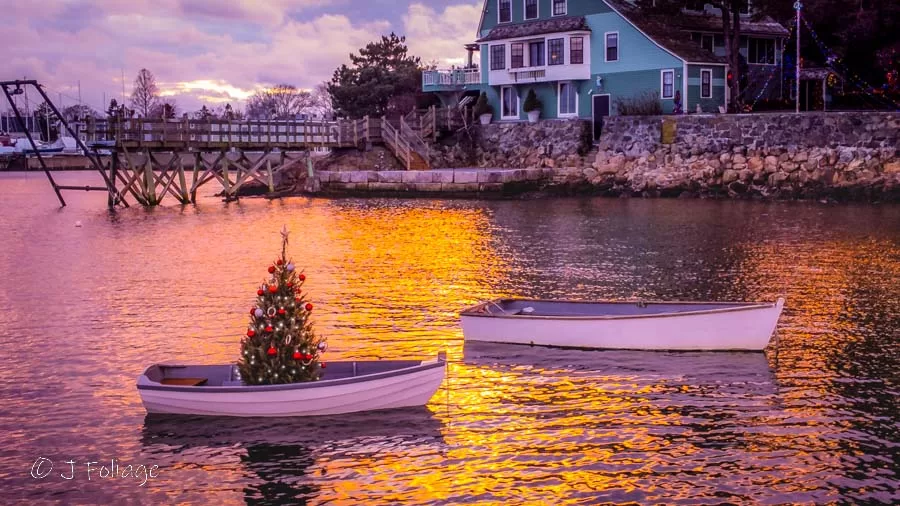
131,68,160,118
246,84,314,119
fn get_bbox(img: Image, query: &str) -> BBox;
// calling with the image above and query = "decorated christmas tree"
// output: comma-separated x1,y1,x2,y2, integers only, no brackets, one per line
237,226,326,385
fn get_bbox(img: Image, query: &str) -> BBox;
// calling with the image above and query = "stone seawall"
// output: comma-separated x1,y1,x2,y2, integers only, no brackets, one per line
317,168,550,196
428,112,900,201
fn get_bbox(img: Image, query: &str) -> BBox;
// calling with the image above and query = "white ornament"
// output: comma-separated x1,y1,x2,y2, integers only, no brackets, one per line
267,307,276,317
318,341,328,352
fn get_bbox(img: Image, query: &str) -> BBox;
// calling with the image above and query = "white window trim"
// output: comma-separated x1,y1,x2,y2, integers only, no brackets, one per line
604,31,619,63
558,82,579,118
498,0,511,24
661,69,675,99
700,69,712,99
524,0,539,20
501,86,519,120
552,0,567,17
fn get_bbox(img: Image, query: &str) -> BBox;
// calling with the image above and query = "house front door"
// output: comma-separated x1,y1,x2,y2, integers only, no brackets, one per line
592,94,611,141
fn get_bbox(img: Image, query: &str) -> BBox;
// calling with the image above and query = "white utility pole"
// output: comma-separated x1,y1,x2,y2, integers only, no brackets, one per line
795,1,801,114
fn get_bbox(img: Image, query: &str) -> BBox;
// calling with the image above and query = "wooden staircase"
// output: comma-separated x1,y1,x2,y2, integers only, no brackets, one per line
381,115,431,170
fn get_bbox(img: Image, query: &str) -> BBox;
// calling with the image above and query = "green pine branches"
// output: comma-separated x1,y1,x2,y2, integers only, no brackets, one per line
237,232,326,385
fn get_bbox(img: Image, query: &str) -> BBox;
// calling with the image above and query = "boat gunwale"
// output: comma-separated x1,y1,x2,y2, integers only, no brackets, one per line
459,298,785,321
137,355,446,394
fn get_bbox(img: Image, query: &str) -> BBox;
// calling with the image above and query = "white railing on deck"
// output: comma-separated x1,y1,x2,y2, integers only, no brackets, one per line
422,68,481,88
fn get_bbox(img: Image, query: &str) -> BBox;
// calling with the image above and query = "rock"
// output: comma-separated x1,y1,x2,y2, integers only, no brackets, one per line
733,154,747,164
722,169,739,184
748,157,764,172
583,168,598,180
793,151,809,163
781,162,799,172
764,156,779,171
883,161,900,174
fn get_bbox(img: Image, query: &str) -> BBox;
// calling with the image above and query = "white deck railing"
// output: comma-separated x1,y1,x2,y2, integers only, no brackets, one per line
422,68,481,88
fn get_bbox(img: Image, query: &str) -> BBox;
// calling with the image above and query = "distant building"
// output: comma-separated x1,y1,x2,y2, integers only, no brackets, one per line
422,0,788,124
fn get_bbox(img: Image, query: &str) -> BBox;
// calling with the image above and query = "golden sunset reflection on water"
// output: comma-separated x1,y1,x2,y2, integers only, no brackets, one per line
1,173,898,504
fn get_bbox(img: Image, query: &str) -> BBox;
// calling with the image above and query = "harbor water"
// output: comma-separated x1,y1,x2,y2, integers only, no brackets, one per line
0,171,897,504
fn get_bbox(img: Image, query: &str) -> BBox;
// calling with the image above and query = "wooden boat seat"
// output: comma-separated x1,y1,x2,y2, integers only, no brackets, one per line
161,378,208,386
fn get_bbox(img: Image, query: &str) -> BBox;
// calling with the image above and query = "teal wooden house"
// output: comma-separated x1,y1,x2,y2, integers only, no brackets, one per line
422,0,788,131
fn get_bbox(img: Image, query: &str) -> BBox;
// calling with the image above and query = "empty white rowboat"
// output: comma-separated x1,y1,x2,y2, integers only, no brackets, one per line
460,299,785,351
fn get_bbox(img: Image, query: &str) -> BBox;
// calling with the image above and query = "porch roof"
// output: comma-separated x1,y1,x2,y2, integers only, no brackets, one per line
476,16,591,43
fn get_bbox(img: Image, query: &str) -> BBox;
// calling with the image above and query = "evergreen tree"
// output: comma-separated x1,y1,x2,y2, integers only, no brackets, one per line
238,227,326,385
327,33,426,118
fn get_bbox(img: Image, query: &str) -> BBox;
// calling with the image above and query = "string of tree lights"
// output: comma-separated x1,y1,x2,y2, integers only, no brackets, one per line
801,17,900,110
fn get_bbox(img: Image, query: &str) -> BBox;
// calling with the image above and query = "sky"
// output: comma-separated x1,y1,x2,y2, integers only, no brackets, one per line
3,0,483,114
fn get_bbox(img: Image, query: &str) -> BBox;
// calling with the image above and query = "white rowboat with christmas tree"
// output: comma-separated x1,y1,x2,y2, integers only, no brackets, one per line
137,226,446,417
137,354,447,417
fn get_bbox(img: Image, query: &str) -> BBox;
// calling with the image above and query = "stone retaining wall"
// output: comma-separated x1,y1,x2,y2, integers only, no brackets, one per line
428,112,900,201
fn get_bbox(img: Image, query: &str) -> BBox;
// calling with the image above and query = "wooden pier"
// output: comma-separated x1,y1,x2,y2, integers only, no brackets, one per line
2,79,472,207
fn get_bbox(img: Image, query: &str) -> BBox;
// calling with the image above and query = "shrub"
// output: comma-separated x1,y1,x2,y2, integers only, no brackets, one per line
614,91,663,116
523,89,542,113
473,92,493,117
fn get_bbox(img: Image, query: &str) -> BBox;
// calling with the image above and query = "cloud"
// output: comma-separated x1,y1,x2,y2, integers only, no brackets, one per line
404,2,483,67
2,1,481,113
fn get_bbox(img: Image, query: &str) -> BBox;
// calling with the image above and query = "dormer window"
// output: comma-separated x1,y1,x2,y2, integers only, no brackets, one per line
498,0,511,23
525,0,538,20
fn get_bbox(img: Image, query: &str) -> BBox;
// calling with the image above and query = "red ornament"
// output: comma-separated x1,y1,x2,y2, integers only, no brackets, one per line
286,282,293,289
265,325,273,333
247,329,256,337
299,274,306,281
295,297,301,304
267,346,277,356
278,308,286,316
277,259,284,266
293,351,302,360
250,308,257,316
268,266,276,274
268,285,278,294
257,289,264,296
320,362,326,369
305,303,313,311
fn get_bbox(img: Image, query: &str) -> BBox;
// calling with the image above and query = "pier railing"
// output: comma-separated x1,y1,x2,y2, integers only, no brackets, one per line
84,117,362,150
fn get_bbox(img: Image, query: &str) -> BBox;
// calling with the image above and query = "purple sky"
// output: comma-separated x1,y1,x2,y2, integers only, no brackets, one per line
4,0,482,113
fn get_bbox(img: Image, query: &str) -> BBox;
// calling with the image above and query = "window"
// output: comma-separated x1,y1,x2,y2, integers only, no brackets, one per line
700,34,713,52
511,43,524,68
525,0,538,20
559,82,578,116
501,86,518,119
490,45,506,70
739,0,751,15
661,69,675,99
748,37,775,64
605,32,618,62
552,0,567,16
498,0,511,23
701,69,712,98
570,36,584,64
529,40,545,67
548,38,564,65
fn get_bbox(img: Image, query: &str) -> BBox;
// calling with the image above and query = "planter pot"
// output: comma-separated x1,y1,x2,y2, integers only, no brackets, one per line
479,114,492,125
527,110,540,123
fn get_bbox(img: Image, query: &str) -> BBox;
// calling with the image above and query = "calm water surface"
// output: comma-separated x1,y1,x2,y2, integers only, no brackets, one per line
0,172,898,505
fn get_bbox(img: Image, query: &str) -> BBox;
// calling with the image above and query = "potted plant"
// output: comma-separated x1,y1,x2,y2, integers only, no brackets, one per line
524,89,541,123
474,92,493,125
